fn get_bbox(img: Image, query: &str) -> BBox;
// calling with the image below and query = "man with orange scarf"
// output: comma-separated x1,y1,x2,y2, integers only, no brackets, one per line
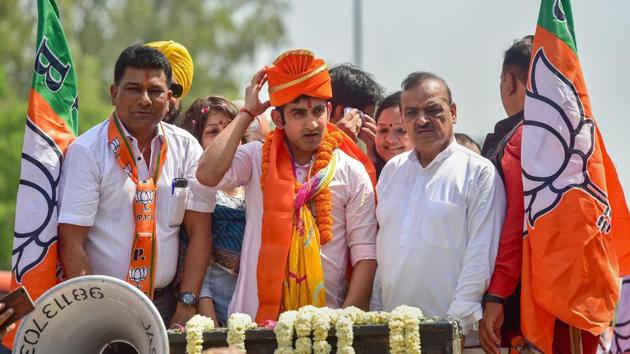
197,49,377,322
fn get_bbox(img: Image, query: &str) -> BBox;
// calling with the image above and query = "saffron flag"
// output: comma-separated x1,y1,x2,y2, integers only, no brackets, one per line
3,0,78,348
521,0,630,352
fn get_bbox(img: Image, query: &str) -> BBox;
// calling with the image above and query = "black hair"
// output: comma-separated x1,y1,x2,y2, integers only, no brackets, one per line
374,91,402,123
503,35,534,84
114,44,172,85
454,133,481,153
330,63,384,111
401,71,452,104
179,96,244,143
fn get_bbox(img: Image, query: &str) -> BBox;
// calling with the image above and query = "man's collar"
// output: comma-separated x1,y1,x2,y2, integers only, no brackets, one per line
494,110,524,135
115,115,164,143
408,137,457,169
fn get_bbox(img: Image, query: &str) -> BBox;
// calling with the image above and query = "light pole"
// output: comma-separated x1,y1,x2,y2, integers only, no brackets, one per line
353,0,363,68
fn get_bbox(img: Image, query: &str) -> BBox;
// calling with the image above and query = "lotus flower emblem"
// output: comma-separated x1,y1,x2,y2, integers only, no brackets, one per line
135,190,155,212
12,120,62,282
110,137,121,158
129,267,149,288
123,163,132,177
522,49,609,233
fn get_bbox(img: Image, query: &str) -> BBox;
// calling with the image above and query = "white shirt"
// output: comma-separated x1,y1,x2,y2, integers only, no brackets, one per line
217,142,377,318
58,120,216,288
373,140,505,337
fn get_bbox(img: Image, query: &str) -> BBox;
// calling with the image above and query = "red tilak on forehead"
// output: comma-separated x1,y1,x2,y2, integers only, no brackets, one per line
143,72,150,89
306,98,312,109
379,122,404,128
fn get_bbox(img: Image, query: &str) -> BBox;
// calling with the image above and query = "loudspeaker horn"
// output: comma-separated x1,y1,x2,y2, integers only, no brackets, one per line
13,275,168,354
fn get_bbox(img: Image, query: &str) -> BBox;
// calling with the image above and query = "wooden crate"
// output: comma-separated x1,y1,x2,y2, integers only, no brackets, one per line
168,319,462,353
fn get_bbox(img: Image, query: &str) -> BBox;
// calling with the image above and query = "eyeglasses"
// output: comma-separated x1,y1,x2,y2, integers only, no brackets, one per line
170,83,183,98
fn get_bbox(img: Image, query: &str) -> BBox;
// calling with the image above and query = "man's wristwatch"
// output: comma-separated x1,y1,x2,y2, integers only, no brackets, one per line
177,291,197,306
482,293,507,305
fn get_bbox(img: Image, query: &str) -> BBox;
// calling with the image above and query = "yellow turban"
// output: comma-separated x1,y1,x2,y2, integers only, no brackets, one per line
145,40,194,98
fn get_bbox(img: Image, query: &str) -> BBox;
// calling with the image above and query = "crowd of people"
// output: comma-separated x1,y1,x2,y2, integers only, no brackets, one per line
0,34,602,354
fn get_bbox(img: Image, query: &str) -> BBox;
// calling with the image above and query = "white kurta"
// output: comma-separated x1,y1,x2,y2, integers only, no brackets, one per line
58,121,215,288
218,142,377,319
374,140,505,338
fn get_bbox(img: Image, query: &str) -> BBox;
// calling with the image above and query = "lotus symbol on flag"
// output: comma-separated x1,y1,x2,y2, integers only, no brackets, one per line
12,120,62,282
135,190,155,212
522,49,610,233
129,267,149,288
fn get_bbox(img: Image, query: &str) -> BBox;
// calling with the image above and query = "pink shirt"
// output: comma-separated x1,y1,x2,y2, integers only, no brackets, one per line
219,142,377,319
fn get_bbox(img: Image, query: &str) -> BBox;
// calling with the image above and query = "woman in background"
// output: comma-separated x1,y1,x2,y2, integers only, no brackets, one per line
373,91,413,177
179,96,248,326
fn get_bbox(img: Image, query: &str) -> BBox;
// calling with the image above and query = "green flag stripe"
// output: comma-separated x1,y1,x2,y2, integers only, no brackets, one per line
537,0,578,53
33,0,78,135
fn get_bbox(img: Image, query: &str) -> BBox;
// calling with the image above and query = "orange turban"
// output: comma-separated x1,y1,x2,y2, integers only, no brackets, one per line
145,40,194,98
266,49,332,107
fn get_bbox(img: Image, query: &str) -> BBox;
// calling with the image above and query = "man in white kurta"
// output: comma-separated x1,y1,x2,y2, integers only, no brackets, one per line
215,142,377,318
196,50,378,322
373,72,505,343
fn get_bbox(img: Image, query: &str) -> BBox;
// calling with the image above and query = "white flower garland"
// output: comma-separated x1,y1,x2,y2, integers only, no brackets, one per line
183,305,425,354
388,305,423,354
312,307,336,354
185,314,215,354
274,310,298,354
227,313,257,351
335,314,355,354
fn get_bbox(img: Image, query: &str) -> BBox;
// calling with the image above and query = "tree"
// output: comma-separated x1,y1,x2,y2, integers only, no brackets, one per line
0,0,287,269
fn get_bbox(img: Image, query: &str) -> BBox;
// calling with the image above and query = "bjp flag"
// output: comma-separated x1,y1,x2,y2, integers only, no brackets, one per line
2,0,78,348
521,0,630,352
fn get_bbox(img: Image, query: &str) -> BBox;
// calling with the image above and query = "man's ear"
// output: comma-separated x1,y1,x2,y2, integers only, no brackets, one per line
109,84,118,106
327,102,333,120
450,102,458,125
271,109,283,128
507,71,517,96
332,105,344,122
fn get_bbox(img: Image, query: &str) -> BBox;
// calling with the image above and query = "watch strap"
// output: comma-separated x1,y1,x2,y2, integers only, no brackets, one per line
482,293,507,304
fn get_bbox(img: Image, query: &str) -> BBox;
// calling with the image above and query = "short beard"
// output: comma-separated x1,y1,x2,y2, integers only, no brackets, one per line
163,102,182,124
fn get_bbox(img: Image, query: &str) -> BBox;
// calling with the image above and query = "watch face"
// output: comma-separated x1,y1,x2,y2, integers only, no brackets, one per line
180,292,195,305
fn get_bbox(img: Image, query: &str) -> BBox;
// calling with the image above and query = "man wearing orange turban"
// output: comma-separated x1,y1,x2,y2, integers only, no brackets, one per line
197,49,378,323
145,40,194,123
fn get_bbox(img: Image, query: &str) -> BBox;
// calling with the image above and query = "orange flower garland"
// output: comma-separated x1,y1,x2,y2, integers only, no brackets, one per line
261,130,343,245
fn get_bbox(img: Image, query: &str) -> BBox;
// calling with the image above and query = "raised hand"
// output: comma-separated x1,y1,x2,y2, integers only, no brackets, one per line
243,68,271,117
335,109,363,141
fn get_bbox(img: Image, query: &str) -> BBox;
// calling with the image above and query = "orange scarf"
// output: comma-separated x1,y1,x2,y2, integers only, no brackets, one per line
107,114,167,299
255,123,375,323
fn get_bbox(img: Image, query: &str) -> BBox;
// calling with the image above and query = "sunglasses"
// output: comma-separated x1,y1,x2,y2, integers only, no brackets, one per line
170,83,183,98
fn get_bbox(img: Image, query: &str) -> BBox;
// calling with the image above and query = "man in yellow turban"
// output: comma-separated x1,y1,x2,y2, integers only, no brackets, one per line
145,40,194,123
196,49,378,323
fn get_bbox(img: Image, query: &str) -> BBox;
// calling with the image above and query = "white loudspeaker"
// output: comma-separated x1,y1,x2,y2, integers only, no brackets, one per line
13,275,168,354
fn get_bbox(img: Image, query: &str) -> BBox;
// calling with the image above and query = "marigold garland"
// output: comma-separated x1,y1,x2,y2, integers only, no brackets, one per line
261,130,343,245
